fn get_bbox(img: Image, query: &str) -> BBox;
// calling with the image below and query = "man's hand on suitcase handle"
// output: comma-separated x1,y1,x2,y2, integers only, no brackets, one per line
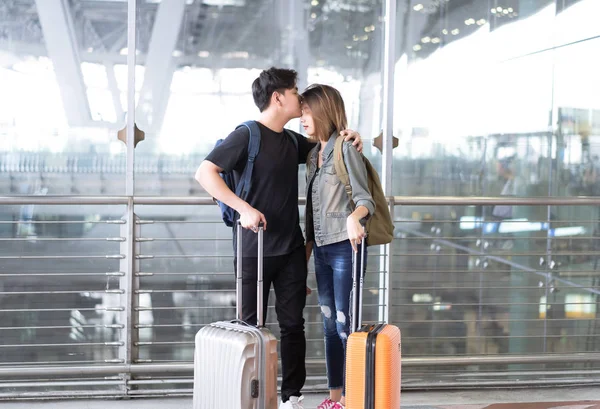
239,204,267,232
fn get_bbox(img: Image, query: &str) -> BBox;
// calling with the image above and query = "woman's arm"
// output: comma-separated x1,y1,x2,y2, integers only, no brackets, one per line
342,142,375,217
341,142,375,251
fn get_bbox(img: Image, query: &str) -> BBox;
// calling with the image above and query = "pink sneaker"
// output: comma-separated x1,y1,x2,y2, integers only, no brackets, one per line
316,398,334,409
316,398,345,409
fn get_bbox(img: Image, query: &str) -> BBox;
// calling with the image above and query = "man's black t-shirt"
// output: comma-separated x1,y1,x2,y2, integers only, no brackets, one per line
205,122,315,257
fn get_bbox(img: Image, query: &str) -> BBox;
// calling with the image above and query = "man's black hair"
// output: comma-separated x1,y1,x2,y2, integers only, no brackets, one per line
251,67,298,112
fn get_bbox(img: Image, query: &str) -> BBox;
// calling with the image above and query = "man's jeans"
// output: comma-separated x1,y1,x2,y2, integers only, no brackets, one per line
236,245,307,402
313,239,366,392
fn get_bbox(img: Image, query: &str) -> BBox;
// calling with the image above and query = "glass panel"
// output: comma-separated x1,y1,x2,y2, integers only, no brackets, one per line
134,204,234,363
548,2,600,359
391,202,596,360
545,204,599,354
0,204,126,365
0,0,128,385
131,0,385,383
553,26,600,198
0,0,128,196
132,0,384,195
393,0,557,197
135,203,384,390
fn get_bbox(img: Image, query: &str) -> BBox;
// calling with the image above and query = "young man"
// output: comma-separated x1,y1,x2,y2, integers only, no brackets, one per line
195,67,361,409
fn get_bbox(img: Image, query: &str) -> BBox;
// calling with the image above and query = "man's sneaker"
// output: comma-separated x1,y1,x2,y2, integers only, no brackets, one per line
279,395,304,409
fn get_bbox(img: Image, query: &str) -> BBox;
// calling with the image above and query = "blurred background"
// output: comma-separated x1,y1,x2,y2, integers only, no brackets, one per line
0,0,599,398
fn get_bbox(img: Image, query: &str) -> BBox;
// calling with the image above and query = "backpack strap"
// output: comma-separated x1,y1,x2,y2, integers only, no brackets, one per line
235,120,261,200
333,135,355,210
284,129,299,152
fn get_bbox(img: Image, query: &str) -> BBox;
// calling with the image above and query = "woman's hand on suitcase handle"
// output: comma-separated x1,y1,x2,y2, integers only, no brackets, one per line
347,213,367,252
239,204,267,232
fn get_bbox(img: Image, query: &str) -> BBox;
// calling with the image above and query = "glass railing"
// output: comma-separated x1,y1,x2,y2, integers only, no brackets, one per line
0,196,599,397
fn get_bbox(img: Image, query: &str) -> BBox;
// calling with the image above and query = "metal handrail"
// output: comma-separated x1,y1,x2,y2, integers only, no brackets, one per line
1,193,600,393
2,195,600,205
1,353,600,377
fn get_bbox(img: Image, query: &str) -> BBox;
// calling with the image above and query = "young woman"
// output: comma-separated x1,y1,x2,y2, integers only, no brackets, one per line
301,84,375,409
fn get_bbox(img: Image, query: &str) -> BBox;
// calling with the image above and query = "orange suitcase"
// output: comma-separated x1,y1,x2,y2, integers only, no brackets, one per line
345,244,401,409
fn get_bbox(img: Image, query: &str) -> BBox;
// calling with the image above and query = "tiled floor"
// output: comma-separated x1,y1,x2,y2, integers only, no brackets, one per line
0,388,599,408
306,387,600,408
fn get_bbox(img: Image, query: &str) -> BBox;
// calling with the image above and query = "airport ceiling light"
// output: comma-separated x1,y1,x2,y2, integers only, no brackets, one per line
491,6,517,18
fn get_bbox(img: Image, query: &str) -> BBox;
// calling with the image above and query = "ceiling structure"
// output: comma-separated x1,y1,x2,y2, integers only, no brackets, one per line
0,0,587,128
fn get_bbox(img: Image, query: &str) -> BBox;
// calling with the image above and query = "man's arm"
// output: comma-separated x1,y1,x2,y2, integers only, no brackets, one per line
305,240,314,263
195,161,267,231
343,142,375,251
294,128,364,165
300,129,363,151
305,240,314,295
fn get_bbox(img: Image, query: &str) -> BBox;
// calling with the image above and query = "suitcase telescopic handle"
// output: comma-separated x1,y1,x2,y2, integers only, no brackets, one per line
236,221,265,327
351,237,367,333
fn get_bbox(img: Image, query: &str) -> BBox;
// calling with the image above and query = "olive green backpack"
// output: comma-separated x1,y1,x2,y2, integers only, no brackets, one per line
333,136,394,246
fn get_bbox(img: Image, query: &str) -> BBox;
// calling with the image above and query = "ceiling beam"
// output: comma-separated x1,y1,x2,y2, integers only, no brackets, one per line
135,0,186,135
35,0,91,126
0,40,274,70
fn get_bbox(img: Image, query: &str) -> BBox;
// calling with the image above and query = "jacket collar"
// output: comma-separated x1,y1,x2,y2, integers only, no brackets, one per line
308,132,339,173
322,132,338,160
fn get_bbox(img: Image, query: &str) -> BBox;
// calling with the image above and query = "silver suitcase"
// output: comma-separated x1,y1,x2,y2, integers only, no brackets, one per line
193,223,278,409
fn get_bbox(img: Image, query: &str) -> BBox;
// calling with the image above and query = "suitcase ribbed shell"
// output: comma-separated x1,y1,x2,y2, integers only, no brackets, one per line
193,321,278,409
345,324,401,409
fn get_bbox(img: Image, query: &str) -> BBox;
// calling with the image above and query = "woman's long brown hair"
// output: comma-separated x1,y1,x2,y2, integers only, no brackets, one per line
301,84,348,142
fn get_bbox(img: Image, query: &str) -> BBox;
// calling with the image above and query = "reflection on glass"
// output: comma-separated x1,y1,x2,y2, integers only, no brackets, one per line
393,0,599,199
0,205,126,365
0,1,127,196
1,0,600,391
131,0,384,194
388,0,599,368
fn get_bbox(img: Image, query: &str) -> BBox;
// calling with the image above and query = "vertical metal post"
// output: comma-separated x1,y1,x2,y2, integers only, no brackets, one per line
381,0,396,193
119,204,139,393
379,0,396,323
126,0,137,197
119,0,138,394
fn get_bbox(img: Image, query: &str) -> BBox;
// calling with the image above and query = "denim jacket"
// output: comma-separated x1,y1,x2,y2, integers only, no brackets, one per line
305,133,375,247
